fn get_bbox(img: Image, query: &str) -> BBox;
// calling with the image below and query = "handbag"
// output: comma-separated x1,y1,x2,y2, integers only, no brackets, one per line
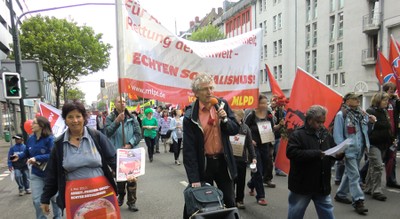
184,183,224,216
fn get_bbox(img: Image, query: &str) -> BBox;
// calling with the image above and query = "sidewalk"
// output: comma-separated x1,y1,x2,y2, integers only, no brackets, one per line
0,137,12,170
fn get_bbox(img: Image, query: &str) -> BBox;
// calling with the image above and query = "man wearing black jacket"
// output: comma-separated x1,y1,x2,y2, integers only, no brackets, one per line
287,105,342,219
182,73,239,218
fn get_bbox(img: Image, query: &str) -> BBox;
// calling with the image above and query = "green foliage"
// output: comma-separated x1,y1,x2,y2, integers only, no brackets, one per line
11,15,112,108
189,24,226,42
65,87,86,104
97,101,107,111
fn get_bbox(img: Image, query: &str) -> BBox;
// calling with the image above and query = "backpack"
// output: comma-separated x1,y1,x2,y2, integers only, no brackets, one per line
184,183,224,216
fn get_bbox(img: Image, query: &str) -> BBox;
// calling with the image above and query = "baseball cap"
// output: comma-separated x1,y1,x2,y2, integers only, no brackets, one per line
12,134,23,140
343,92,362,101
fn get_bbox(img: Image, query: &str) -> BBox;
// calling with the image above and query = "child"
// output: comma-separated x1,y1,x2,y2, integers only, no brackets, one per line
7,134,30,196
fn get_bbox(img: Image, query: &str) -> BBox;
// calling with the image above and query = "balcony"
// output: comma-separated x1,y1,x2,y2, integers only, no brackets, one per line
361,48,376,66
362,11,381,35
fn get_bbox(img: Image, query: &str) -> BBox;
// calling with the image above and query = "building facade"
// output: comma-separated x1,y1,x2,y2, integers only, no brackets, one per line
205,0,400,108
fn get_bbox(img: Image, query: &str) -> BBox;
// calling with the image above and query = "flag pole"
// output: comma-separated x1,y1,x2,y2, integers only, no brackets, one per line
377,47,383,90
115,0,125,145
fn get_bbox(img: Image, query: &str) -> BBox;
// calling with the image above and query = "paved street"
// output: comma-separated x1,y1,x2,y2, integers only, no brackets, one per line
0,139,400,218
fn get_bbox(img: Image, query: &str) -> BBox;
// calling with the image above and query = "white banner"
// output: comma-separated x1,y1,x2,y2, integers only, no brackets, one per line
116,1,261,108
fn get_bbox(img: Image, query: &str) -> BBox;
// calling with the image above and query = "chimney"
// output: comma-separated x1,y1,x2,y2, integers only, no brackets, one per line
195,16,200,23
218,7,223,15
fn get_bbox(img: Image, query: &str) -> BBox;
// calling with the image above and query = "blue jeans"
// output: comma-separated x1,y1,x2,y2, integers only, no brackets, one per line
31,174,62,219
288,191,334,219
14,167,30,191
336,157,365,203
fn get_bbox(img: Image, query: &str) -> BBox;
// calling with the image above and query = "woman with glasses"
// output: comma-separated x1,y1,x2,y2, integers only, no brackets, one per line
12,116,62,219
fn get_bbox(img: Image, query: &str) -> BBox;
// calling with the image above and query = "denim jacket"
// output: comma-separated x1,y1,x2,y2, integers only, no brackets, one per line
333,108,370,160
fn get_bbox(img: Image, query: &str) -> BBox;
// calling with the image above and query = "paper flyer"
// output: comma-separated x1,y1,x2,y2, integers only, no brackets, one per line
65,176,120,219
116,148,146,182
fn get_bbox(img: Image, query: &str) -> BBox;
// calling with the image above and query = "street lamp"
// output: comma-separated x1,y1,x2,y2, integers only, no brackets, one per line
9,1,114,139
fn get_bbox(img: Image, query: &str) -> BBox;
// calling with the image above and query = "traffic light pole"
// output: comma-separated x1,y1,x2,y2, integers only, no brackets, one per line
9,1,114,140
9,0,27,140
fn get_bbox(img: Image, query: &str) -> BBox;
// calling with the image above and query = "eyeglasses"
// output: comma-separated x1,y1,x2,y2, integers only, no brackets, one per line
198,86,214,92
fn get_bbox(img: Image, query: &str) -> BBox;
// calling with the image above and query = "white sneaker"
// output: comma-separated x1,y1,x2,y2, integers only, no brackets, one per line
175,160,181,165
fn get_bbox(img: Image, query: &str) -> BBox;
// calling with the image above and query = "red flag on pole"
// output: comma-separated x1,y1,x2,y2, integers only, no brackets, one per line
375,49,396,85
136,104,141,113
388,36,400,92
275,68,343,174
265,64,285,98
389,36,400,74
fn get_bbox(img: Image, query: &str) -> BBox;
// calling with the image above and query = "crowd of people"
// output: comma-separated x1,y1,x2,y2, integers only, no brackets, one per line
5,73,400,218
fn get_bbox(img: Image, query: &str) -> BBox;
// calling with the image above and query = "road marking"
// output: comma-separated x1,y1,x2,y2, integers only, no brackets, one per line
0,170,10,181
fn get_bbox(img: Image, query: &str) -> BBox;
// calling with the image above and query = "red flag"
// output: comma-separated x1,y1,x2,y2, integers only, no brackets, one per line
275,68,343,174
266,64,285,98
389,36,400,74
136,104,141,113
375,50,396,85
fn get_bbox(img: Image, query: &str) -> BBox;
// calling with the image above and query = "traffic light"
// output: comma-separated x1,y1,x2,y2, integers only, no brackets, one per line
2,72,21,99
100,79,105,88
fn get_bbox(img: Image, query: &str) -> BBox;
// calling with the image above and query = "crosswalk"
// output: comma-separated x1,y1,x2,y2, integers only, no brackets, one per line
0,170,10,181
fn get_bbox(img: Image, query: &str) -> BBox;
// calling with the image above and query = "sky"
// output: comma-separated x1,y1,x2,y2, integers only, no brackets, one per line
23,0,233,104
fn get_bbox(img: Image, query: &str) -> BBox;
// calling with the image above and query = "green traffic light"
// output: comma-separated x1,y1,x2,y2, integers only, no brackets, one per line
3,73,21,98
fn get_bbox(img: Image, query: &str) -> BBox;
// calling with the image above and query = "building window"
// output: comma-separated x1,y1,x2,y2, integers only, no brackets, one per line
273,66,278,78
264,45,268,59
312,50,317,73
259,0,263,12
337,42,343,68
313,0,318,19
338,12,343,39
278,65,283,79
264,20,267,34
330,0,336,12
326,74,332,85
260,47,263,59
277,13,282,29
340,72,345,85
278,39,283,55
329,15,335,42
333,73,338,86
339,0,344,9
306,52,311,72
329,45,335,70
306,0,311,22
312,22,317,47
306,25,311,48
260,69,264,83
273,15,277,31
264,0,267,10
274,41,278,56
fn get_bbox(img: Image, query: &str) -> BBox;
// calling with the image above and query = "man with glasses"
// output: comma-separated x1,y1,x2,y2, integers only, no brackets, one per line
182,73,239,218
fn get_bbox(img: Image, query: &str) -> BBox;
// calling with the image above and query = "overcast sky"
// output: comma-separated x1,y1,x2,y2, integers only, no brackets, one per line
23,0,232,103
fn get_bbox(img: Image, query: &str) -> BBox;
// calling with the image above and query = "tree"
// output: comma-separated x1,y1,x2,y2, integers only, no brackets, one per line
62,86,86,104
11,15,112,108
189,24,226,42
97,101,107,111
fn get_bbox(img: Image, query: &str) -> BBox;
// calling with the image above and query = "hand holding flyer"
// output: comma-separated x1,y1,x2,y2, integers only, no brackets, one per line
324,138,352,156
116,148,146,182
